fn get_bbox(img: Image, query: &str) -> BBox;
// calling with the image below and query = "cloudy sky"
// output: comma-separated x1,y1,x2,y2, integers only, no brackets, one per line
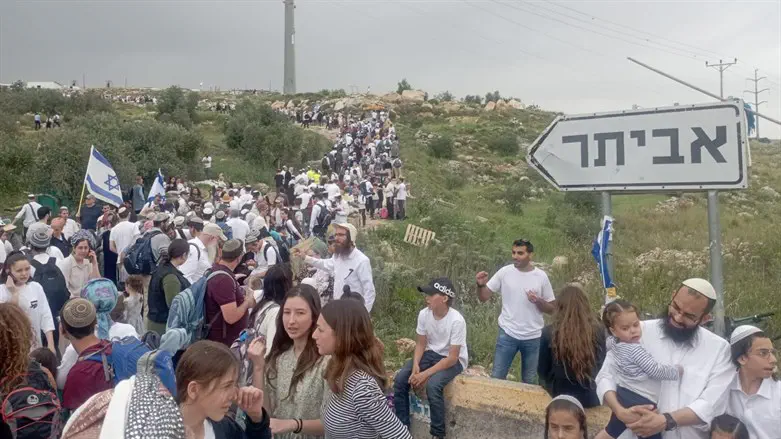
1,0,779,137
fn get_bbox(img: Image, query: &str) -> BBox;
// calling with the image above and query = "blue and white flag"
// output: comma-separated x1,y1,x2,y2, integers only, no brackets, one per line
592,215,615,303
147,169,166,203
85,146,123,207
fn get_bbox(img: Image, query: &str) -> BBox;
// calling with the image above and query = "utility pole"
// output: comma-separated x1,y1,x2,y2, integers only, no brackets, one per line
744,69,769,138
283,0,296,94
705,59,737,99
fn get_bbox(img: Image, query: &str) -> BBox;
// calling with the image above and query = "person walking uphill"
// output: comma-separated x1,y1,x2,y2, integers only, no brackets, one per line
475,238,555,383
394,277,467,439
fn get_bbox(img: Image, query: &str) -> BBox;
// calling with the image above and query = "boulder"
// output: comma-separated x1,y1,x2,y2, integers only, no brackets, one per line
552,256,569,268
286,100,295,109
401,89,426,102
421,102,434,110
759,186,780,199
270,100,286,110
508,99,524,109
381,92,402,103
476,216,489,223
395,338,416,354
495,100,509,110
443,102,462,113
484,101,496,111
334,99,346,111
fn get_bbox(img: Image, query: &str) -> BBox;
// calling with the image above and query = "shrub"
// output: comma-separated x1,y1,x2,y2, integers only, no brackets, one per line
488,132,518,156
428,136,455,159
396,78,412,95
435,91,454,102
444,174,465,190
485,91,501,103
464,95,482,105
156,86,199,129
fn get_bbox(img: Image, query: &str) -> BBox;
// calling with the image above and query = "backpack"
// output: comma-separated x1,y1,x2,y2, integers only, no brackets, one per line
359,181,371,196
160,271,232,354
266,238,290,264
230,302,279,387
315,203,332,229
0,363,62,439
29,257,68,319
380,207,389,219
393,158,403,168
123,230,163,275
321,156,329,170
79,337,177,397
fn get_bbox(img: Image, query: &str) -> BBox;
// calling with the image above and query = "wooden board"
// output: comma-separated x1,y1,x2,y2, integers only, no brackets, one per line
403,224,436,247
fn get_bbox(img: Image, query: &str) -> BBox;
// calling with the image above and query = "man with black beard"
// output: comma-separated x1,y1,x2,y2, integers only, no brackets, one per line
596,278,734,439
294,222,375,311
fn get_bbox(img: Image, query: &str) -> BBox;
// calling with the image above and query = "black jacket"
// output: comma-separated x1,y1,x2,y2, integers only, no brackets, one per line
537,324,606,408
148,262,190,324
210,408,271,439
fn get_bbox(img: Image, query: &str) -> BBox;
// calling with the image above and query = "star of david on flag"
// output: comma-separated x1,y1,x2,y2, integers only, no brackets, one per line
85,145,123,207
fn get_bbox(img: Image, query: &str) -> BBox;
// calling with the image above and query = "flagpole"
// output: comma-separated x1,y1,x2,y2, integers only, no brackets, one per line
75,145,93,218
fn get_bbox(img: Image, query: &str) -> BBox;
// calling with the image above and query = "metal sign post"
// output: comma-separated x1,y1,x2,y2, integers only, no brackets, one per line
528,101,748,336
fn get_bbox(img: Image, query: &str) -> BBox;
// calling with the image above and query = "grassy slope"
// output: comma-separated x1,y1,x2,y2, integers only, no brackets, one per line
363,103,781,375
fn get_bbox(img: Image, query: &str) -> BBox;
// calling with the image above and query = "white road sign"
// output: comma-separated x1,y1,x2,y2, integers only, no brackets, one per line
527,101,749,191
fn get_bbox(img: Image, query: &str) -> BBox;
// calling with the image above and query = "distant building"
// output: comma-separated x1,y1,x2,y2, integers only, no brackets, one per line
25,81,80,91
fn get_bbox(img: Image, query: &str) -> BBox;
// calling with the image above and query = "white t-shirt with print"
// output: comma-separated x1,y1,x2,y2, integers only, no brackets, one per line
486,265,555,340
0,281,55,349
416,307,469,370
109,220,140,256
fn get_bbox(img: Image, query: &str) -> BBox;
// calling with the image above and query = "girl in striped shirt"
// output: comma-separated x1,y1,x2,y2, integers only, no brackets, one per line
597,300,682,439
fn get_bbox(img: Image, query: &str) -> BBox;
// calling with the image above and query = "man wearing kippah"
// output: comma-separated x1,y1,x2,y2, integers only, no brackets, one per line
204,239,255,347
596,278,734,439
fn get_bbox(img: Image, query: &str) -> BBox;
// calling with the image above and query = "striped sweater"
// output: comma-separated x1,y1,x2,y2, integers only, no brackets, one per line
607,336,680,381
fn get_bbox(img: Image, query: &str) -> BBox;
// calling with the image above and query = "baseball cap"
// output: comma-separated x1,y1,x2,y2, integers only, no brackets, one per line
61,298,97,329
202,223,227,241
681,278,717,300
418,277,456,299
730,325,763,346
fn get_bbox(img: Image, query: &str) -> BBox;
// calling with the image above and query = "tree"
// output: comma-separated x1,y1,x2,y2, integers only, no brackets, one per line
435,91,454,102
10,80,25,92
396,78,413,95
428,136,455,159
463,95,482,105
485,90,501,103
156,86,200,129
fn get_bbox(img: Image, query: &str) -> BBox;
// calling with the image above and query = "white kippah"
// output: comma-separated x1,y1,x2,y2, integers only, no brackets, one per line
730,325,763,346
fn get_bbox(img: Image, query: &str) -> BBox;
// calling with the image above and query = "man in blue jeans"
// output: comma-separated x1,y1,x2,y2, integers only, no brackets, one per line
394,277,468,439
475,239,555,383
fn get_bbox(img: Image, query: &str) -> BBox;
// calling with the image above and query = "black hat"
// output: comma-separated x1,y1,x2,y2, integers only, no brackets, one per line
418,277,456,298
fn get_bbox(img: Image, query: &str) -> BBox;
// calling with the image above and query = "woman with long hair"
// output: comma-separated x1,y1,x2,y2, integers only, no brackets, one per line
538,284,605,408
176,340,271,439
251,285,328,438
313,299,410,439
147,239,192,335
247,264,292,355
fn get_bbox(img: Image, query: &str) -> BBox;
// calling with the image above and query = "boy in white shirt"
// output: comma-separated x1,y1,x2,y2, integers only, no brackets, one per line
393,277,467,439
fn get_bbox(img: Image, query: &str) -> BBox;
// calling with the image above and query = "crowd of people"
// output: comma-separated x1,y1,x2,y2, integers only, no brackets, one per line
1,105,777,439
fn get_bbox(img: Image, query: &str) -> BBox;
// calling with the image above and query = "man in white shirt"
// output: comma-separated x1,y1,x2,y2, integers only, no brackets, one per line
396,178,408,220
226,209,250,247
202,155,212,179
332,194,349,224
58,207,81,241
324,178,341,201
297,222,376,311
253,228,278,276
475,239,555,383
181,220,225,283
726,325,779,439
15,194,42,233
596,278,734,439
109,207,139,265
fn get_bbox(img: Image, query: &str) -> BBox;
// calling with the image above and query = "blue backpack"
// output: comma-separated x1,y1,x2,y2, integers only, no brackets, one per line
160,271,232,354
79,336,177,397
123,230,163,275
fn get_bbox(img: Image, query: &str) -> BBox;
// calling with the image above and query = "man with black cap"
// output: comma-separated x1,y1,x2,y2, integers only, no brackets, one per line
393,277,467,439
596,278,734,439
204,239,255,347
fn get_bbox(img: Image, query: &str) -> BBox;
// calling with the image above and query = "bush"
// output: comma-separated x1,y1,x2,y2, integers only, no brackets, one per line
444,174,465,190
156,86,199,129
485,91,501,103
488,132,518,156
435,91,454,102
396,79,412,95
428,136,455,159
464,95,482,105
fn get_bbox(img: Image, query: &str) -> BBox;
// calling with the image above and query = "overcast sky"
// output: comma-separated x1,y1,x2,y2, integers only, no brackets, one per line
1,0,779,137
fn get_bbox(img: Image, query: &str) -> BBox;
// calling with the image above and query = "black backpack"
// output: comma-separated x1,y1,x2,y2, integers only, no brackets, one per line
29,257,68,319
123,231,163,275
316,203,332,229
0,362,63,439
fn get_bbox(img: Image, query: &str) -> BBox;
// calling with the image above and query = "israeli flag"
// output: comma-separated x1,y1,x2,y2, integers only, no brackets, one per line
85,146,123,207
147,169,166,203
592,215,615,301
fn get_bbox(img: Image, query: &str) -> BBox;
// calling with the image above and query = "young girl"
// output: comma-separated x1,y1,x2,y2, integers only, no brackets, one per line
176,340,271,439
545,395,588,439
710,414,750,439
597,300,682,439
0,251,55,352
314,299,410,439
123,274,145,335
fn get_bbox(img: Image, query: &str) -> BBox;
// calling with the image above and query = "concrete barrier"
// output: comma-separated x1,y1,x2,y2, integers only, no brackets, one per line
407,376,611,439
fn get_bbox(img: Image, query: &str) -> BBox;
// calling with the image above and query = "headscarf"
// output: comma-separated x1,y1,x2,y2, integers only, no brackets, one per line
70,229,96,249
81,278,119,339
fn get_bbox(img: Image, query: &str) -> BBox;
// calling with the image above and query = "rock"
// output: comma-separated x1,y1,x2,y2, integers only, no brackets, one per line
476,216,488,223
552,256,569,268
495,100,509,110
401,89,426,101
381,92,402,103
255,183,270,194
395,338,416,354
286,100,295,109
508,99,523,109
443,102,462,113
463,365,490,377
427,134,435,140
421,102,433,110
759,186,780,199
519,176,531,183
484,101,496,111
495,199,507,205
334,99,346,111
454,142,462,147
270,100,286,110
737,212,754,219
